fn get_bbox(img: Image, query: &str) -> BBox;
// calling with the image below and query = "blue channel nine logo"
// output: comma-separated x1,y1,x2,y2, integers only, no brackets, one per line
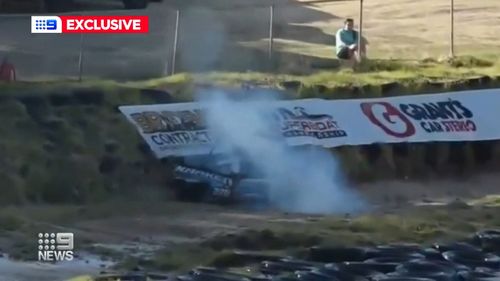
31,16,63,33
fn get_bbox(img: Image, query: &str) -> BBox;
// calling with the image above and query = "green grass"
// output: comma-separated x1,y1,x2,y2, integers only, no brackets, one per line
0,84,170,207
133,55,500,90
0,213,25,232
1,55,499,99
470,195,500,207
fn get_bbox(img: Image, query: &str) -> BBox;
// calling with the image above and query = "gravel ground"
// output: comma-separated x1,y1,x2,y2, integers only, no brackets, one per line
1,173,499,281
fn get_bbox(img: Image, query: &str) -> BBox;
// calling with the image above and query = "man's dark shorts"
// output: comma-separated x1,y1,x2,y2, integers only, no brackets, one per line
337,47,352,60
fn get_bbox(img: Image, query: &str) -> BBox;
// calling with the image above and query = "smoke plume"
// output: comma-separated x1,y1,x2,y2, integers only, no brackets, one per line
197,89,366,215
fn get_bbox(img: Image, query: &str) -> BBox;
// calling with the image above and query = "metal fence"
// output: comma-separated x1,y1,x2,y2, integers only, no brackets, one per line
0,7,178,81
0,0,498,82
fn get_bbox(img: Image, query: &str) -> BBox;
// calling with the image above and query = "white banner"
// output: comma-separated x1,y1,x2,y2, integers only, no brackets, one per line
119,88,500,158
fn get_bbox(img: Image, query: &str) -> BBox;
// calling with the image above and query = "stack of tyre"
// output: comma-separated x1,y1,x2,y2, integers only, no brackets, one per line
177,230,500,281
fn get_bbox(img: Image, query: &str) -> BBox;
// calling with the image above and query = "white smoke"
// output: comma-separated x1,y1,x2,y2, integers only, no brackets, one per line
197,89,366,215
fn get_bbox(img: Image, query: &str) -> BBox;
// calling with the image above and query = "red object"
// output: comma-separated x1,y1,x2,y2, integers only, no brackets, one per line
0,60,16,82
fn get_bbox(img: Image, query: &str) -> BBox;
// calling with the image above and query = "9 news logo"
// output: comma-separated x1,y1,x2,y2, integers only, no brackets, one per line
30,15,148,34
31,16,63,33
37,232,74,262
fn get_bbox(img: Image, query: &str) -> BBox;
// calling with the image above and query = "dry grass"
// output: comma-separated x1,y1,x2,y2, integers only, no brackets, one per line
293,0,500,59
155,0,500,63
215,0,500,60
2,0,499,80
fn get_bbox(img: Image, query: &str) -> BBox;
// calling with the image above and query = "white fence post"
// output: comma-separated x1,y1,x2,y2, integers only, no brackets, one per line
358,0,364,59
268,5,274,61
449,0,455,58
77,33,84,82
171,9,180,75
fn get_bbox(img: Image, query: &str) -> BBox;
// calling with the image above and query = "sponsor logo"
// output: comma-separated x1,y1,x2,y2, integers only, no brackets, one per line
174,165,233,193
130,109,211,148
361,99,476,138
37,232,74,262
31,16,148,34
275,106,347,139
360,102,416,138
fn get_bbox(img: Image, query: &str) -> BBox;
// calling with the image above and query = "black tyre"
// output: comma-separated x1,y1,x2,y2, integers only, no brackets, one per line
191,266,270,281
308,246,368,263
190,268,256,281
458,269,499,280
377,277,435,281
395,260,458,275
390,260,462,281
337,262,386,280
294,271,340,281
474,229,500,252
123,0,149,9
420,248,446,261
232,250,286,263
442,250,500,269
361,260,404,274
259,260,316,275
366,244,426,260
432,242,481,253
313,267,369,281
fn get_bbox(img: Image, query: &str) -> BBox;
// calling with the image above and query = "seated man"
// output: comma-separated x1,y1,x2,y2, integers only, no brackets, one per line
335,18,363,66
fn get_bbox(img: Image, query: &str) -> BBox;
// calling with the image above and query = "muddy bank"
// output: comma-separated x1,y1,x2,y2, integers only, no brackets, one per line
0,253,114,281
0,173,499,279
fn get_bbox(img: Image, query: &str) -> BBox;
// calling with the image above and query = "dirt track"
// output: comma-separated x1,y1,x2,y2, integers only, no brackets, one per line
2,172,500,281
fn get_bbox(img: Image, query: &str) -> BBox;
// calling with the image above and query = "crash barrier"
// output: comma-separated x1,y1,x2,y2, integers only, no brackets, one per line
70,229,500,281
119,88,500,158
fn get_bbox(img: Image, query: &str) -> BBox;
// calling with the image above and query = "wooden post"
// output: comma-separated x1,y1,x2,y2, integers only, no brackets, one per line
358,0,364,59
77,33,84,82
268,4,274,60
171,9,180,75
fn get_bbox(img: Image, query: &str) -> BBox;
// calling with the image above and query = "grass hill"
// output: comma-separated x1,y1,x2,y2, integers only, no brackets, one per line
1,55,500,206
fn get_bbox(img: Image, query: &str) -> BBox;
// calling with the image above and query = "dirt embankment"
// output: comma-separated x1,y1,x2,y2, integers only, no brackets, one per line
0,86,173,206
1,80,500,206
